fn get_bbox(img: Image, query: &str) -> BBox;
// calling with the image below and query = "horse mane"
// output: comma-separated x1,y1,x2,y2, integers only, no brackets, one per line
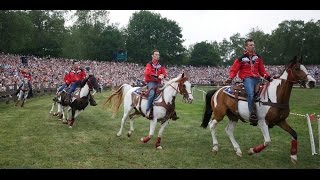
159,74,183,91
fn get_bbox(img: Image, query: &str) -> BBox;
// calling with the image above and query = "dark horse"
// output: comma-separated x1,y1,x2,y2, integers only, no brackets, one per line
14,77,30,107
201,56,316,164
50,74,100,128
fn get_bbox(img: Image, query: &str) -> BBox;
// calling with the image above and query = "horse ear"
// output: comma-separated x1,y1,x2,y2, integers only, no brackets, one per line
293,56,297,61
299,55,303,63
181,72,185,78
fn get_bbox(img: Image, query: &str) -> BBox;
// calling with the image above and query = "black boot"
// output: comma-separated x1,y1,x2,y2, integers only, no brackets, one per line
249,113,258,126
171,111,179,120
147,108,153,120
64,93,71,104
88,94,97,106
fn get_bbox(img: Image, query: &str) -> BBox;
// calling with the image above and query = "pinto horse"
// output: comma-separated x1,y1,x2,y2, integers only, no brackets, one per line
49,74,100,128
104,73,193,149
15,77,30,107
201,56,316,164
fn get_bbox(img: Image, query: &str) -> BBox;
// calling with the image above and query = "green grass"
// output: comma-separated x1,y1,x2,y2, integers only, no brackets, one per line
0,87,319,168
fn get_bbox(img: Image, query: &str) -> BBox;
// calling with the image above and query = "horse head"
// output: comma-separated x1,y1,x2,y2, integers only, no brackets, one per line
285,56,316,88
177,72,193,103
86,74,100,92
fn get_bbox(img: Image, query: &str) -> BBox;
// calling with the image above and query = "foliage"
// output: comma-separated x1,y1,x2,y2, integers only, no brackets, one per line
189,41,221,66
126,10,186,65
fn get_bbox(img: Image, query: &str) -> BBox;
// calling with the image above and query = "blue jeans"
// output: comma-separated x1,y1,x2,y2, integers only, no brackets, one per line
243,77,260,114
67,81,81,95
146,81,159,112
58,84,67,93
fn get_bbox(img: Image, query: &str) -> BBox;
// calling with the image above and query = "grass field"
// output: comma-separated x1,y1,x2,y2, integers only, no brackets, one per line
0,87,319,169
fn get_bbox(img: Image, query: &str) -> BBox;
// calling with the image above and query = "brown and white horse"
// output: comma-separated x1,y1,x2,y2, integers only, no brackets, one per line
201,56,316,164
104,73,193,149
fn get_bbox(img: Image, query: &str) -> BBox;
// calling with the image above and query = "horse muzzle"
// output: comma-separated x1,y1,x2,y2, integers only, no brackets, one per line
306,80,315,89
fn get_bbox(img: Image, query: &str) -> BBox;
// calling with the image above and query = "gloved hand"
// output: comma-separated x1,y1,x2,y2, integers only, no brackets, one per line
223,78,233,85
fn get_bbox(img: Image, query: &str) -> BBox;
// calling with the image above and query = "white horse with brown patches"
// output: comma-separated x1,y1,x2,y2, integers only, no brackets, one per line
201,56,316,164
104,73,193,149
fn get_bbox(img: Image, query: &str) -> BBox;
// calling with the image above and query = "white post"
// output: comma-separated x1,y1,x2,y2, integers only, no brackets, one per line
318,115,320,155
306,114,317,155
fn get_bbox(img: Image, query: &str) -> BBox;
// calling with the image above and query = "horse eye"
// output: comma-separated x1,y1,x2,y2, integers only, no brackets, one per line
295,67,300,71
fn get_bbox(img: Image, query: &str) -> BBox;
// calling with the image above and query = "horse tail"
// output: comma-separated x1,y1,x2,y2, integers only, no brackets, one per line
104,84,131,117
200,89,216,128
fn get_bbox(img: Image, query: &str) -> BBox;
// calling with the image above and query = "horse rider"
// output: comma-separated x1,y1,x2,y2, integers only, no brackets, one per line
64,60,97,106
224,38,271,126
15,67,33,98
53,70,70,101
144,49,179,120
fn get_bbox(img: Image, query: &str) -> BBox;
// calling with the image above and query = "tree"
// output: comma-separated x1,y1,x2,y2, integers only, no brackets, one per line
189,41,221,66
126,10,186,64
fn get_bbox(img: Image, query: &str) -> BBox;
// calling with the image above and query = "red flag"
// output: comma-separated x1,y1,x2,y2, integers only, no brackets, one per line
309,114,316,122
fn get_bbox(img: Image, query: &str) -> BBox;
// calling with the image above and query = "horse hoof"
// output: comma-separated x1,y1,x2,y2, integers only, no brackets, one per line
290,155,297,164
116,133,121,137
236,152,242,157
69,126,73,129
156,146,163,150
212,149,218,155
248,148,255,155
127,131,132,137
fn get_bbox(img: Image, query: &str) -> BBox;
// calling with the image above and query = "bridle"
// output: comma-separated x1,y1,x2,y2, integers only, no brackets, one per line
280,63,309,85
168,78,192,100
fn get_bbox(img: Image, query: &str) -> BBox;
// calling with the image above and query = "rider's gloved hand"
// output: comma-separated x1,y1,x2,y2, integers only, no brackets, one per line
223,78,232,85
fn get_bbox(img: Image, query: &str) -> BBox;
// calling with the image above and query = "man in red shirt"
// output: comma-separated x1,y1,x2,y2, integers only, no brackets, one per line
224,39,271,126
64,60,97,106
144,49,178,120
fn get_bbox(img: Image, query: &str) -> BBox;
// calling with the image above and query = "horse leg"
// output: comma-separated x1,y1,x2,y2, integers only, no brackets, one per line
209,119,219,154
61,106,68,124
225,119,242,157
277,120,298,164
140,118,157,143
50,102,56,114
155,120,169,150
21,100,25,107
127,119,134,137
68,108,76,128
15,100,19,107
248,120,271,155
117,108,132,137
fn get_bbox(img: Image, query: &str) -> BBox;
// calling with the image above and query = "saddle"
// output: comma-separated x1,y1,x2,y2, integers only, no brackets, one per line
223,82,268,117
130,86,176,124
223,82,266,102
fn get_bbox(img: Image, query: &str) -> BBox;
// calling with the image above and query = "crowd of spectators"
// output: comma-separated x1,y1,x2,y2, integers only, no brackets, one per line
1,53,319,92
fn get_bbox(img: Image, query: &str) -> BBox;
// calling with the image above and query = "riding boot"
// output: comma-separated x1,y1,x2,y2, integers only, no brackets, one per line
88,93,97,106
249,99,258,126
171,111,179,120
147,107,153,120
64,93,71,104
